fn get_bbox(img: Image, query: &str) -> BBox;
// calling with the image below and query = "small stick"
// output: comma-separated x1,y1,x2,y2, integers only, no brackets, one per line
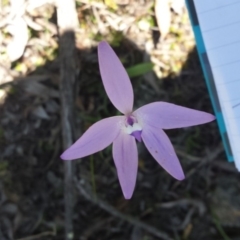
75,179,174,240
56,0,79,239
16,230,56,240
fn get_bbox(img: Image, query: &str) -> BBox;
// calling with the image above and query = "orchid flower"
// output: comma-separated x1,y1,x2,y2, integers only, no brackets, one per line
61,41,215,199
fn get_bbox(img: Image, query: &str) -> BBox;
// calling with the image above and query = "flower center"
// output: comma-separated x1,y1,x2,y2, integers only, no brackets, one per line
124,116,142,142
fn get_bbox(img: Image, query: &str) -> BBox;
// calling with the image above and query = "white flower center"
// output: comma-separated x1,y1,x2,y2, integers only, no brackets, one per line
125,123,142,134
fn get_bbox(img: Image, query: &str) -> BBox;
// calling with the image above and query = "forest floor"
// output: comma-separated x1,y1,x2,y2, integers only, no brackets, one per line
0,0,240,239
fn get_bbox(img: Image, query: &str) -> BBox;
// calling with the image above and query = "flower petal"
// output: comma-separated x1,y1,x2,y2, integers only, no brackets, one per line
98,41,134,114
134,102,215,129
61,116,124,160
113,132,138,199
142,124,184,180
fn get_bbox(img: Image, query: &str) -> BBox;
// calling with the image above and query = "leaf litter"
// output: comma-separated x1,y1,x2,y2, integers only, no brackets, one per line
0,0,239,239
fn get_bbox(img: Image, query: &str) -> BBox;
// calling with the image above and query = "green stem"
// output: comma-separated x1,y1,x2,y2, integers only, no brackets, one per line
211,208,231,240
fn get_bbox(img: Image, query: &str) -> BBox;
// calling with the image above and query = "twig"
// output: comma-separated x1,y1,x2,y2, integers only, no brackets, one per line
82,217,114,239
172,145,224,190
75,179,173,240
59,33,76,240
175,148,202,162
56,0,79,240
16,230,56,240
173,208,195,230
157,199,206,215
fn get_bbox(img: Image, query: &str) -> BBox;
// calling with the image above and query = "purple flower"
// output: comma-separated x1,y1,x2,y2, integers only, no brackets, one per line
61,41,215,199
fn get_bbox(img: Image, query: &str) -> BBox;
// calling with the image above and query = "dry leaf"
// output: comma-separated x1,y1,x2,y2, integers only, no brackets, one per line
170,0,185,15
0,64,15,85
32,105,50,120
22,80,59,99
27,0,54,12
23,15,43,31
155,0,171,40
46,100,60,114
104,0,118,10
0,89,7,104
6,17,28,62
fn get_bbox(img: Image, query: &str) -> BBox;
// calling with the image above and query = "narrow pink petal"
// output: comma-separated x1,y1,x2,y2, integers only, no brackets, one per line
61,116,124,160
134,102,215,129
98,41,134,114
113,132,138,199
142,125,184,180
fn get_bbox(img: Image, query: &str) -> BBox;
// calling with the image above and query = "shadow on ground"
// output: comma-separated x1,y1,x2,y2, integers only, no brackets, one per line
0,36,240,240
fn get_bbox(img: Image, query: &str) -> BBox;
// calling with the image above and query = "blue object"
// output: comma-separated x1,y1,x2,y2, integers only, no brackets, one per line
185,0,234,162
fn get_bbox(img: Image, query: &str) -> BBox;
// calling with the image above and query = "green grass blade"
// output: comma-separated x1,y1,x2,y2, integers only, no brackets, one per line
126,62,154,77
